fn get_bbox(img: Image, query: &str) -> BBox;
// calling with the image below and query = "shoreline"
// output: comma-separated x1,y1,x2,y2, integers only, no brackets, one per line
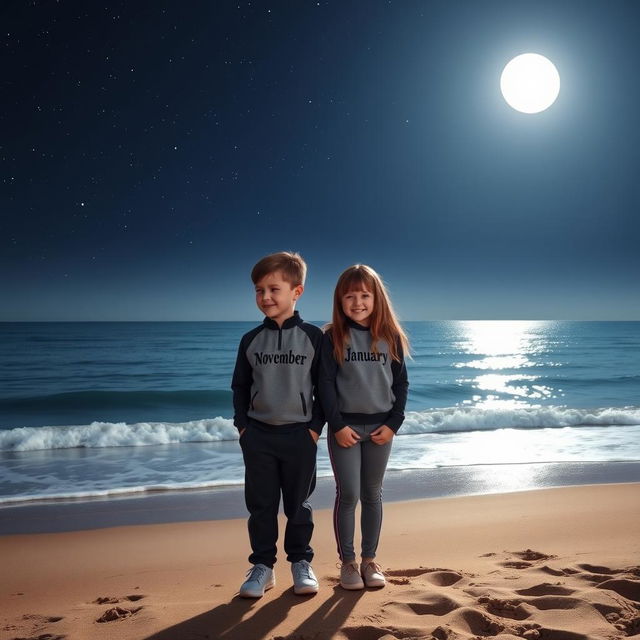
2,459,640,535
1,483,638,640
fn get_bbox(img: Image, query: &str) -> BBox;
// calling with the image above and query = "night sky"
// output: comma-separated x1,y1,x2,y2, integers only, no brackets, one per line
2,1,639,321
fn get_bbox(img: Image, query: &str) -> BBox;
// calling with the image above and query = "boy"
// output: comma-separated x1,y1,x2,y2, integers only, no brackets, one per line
232,251,324,598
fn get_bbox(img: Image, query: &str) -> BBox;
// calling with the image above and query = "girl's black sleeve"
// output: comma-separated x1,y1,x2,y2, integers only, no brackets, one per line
386,341,409,433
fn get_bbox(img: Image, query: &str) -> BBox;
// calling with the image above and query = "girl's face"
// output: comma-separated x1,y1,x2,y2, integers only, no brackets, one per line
341,286,374,327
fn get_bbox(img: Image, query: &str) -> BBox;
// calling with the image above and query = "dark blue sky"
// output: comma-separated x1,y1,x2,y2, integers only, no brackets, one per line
2,1,639,321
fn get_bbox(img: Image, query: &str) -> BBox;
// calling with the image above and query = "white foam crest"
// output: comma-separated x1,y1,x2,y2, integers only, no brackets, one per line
401,405,640,434
0,417,238,452
2,406,639,453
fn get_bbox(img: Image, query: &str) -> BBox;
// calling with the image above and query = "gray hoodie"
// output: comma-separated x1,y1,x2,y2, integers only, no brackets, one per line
319,319,408,433
232,311,324,433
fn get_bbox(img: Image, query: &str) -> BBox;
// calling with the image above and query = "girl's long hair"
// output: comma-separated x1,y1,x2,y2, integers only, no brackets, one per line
330,264,410,364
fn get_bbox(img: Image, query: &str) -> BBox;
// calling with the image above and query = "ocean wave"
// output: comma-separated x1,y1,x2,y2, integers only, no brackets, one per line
401,405,640,433
0,418,238,452
1,405,639,452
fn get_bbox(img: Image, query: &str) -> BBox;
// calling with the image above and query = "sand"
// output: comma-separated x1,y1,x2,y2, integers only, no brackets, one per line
1,483,639,640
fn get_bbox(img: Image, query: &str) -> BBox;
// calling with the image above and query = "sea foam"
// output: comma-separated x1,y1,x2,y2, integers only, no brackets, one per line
0,417,237,452
1,405,639,452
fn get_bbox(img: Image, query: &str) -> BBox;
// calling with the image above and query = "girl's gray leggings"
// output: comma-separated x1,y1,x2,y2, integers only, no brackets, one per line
327,422,392,563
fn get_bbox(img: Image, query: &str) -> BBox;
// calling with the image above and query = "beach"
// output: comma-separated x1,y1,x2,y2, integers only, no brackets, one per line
2,321,639,639
2,481,639,640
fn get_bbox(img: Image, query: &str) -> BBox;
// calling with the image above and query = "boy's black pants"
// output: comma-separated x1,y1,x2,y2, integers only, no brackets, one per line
240,423,317,568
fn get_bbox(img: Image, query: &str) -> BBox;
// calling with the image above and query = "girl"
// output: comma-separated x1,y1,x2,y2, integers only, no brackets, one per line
319,264,409,590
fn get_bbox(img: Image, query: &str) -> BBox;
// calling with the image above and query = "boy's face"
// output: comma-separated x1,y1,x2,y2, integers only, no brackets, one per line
254,271,303,326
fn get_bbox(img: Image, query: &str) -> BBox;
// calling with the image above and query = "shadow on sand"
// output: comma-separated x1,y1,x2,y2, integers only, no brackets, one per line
142,585,365,640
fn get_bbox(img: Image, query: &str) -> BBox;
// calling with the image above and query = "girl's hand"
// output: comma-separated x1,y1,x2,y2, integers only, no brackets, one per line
308,429,319,443
334,426,360,448
370,425,394,445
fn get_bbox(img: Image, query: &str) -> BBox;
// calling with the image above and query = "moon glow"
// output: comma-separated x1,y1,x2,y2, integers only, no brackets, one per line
500,53,560,114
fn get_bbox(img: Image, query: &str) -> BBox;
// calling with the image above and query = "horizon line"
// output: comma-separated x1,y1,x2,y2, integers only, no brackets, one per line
1,319,639,324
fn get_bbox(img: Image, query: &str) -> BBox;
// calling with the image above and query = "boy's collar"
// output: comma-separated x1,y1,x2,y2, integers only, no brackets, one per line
346,317,370,331
262,310,303,330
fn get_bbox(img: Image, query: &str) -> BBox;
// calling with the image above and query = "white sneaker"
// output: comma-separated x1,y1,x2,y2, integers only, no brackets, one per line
361,561,385,588
340,561,364,590
239,564,275,598
291,560,319,595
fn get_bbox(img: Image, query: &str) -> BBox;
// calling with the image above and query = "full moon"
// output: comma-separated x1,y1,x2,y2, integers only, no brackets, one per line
500,53,560,114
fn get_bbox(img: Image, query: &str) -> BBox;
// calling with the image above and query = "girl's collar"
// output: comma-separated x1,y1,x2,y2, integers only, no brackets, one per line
346,317,370,331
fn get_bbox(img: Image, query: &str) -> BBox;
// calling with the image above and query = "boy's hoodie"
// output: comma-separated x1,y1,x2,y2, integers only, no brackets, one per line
232,311,324,433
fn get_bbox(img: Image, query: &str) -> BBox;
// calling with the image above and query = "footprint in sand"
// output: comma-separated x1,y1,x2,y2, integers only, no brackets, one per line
615,616,640,636
11,617,65,640
389,594,463,617
20,616,64,624
444,606,506,636
511,550,556,562
477,596,530,621
96,606,143,623
93,597,119,605
529,628,589,640
386,567,439,577
565,563,640,602
12,635,65,640
341,624,417,640
92,594,146,605
386,568,465,587
344,559,640,640
9,614,65,640
576,563,619,575
92,594,147,624
596,578,640,603
499,550,557,571
539,566,580,577
387,576,411,585
516,583,575,597
524,595,585,611
501,560,533,569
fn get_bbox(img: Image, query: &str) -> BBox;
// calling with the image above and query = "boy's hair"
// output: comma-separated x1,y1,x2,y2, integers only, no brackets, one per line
251,251,307,287
330,264,409,364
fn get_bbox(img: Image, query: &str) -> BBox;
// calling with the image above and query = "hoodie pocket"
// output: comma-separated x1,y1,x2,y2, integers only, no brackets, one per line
250,390,259,411
299,392,308,416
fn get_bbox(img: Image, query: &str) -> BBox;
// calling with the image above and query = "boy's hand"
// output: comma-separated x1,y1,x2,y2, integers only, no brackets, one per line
239,428,246,437
370,425,394,445
334,426,360,448
308,429,319,443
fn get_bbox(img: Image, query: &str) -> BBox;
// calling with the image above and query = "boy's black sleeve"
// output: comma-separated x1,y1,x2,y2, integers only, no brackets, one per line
231,333,253,432
307,327,325,435
386,340,409,433
318,331,348,433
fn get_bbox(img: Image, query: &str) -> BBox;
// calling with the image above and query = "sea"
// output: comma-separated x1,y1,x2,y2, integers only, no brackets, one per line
1,321,639,508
